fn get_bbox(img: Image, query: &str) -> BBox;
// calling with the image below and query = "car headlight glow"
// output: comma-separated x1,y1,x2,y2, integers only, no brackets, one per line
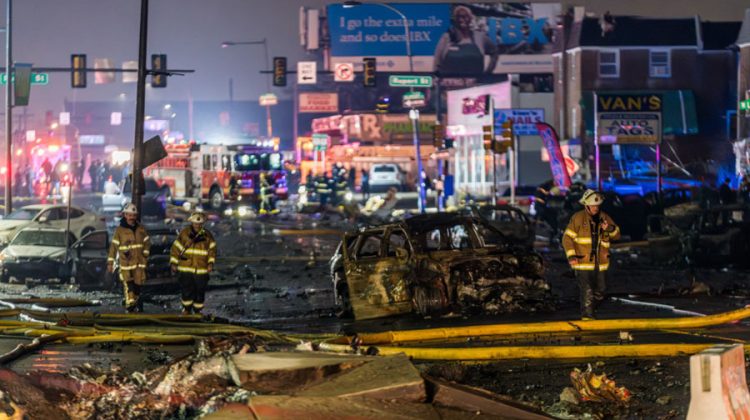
223,208,233,216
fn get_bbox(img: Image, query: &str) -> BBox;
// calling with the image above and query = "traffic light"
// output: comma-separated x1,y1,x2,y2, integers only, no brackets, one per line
363,57,376,87
151,54,167,88
482,124,493,151
71,54,86,88
273,57,287,87
432,123,444,148
493,120,514,154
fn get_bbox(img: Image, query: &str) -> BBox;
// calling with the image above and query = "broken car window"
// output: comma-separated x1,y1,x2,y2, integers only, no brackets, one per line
387,230,408,257
448,224,472,250
356,233,383,259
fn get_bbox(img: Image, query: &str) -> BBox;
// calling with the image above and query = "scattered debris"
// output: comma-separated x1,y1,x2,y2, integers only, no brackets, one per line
559,387,579,405
570,364,632,404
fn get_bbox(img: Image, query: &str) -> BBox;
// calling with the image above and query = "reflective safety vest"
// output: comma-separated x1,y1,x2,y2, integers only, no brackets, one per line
315,177,331,195
108,223,150,272
562,210,620,271
170,227,217,275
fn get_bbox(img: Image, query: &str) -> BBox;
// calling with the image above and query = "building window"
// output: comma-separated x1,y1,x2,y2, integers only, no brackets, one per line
649,50,671,78
598,50,619,78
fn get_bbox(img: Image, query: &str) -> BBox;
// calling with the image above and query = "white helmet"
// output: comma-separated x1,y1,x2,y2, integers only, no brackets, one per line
187,211,207,224
122,203,139,214
579,189,604,206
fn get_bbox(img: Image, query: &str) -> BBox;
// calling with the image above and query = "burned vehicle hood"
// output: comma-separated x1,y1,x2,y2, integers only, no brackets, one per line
3,245,66,259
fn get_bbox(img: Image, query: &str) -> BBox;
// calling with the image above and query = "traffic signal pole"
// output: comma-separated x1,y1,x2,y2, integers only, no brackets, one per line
131,0,149,215
4,0,11,215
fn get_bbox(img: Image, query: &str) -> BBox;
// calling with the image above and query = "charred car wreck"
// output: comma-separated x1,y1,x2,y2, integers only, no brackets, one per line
331,214,549,320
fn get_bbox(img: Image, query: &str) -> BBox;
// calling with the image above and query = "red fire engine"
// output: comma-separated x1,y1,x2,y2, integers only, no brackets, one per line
146,141,287,208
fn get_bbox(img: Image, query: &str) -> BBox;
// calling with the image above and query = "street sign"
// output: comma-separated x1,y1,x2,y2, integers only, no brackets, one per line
0,72,48,85
333,62,354,82
741,99,750,111
259,93,278,106
389,75,433,88
312,133,329,151
402,91,426,108
297,61,317,85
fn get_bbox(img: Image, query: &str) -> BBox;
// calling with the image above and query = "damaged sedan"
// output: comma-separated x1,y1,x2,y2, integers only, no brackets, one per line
331,214,548,320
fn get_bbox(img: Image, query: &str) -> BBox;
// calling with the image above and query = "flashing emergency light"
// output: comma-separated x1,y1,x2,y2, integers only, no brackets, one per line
48,145,60,153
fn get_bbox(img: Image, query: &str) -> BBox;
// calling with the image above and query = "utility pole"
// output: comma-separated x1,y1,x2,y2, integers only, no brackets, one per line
4,0,11,215
131,0,149,214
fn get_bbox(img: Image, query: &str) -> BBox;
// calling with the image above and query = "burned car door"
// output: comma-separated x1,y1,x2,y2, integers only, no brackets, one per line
342,229,412,320
72,230,108,284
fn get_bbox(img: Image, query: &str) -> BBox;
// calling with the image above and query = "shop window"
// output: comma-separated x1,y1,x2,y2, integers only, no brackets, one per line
598,50,619,78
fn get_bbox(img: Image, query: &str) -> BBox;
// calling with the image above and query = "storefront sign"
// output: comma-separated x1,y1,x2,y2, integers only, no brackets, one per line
312,113,436,143
494,108,544,136
447,82,511,133
299,93,339,113
596,93,662,144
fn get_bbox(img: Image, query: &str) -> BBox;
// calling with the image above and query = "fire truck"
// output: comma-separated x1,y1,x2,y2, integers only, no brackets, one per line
146,142,287,209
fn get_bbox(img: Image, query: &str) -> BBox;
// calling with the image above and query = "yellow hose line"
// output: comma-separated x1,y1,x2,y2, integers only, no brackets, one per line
318,342,750,361
338,306,750,345
65,333,195,345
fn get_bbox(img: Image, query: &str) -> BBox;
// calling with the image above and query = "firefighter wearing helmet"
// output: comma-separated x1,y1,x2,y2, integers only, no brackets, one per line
562,189,620,319
107,203,151,312
170,211,217,314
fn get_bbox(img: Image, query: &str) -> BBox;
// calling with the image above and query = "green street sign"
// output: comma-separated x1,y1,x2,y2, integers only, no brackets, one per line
402,91,426,108
389,75,433,88
741,99,750,111
0,73,48,85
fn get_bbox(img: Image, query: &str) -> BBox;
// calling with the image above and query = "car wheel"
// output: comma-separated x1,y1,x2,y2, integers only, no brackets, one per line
209,187,223,209
413,284,445,316
335,272,353,318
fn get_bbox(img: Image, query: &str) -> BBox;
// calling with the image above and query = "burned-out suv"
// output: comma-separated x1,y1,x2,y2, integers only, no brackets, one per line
330,213,548,320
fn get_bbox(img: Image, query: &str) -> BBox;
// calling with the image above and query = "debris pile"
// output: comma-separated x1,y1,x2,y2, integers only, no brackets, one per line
569,364,632,404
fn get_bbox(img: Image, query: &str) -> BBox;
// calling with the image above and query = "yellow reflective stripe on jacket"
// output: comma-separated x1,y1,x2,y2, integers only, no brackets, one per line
208,258,216,264
107,257,115,262
564,229,578,239
600,241,610,248
119,244,144,250
574,237,592,245
184,249,209,256
209,242,216,249
177,266,209,275
173,241,185,251
112,239,120,246
565,249,576,257
572,263,609,271
169,257,179,265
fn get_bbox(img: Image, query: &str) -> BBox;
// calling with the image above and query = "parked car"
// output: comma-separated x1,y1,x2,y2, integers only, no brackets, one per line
330,213,548,320
0,204,106,247
0,227,112,285
368,164,405,192
102,177,171,218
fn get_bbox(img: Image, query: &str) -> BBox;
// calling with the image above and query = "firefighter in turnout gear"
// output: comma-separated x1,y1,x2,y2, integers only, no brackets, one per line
107,203,151,312
259,172,279,215
170,211,217,314
562,190,620,319
333,165,348,207
315,173,332,208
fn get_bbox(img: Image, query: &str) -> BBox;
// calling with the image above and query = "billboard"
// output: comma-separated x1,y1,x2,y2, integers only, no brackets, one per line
596,93,663,145
327,3,561,74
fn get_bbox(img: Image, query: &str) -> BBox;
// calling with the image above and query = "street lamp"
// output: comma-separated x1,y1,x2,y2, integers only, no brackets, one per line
342,1,427,213
220,38,273,138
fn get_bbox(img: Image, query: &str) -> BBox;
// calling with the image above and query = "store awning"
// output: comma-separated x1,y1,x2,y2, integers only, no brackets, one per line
583,90,699,137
